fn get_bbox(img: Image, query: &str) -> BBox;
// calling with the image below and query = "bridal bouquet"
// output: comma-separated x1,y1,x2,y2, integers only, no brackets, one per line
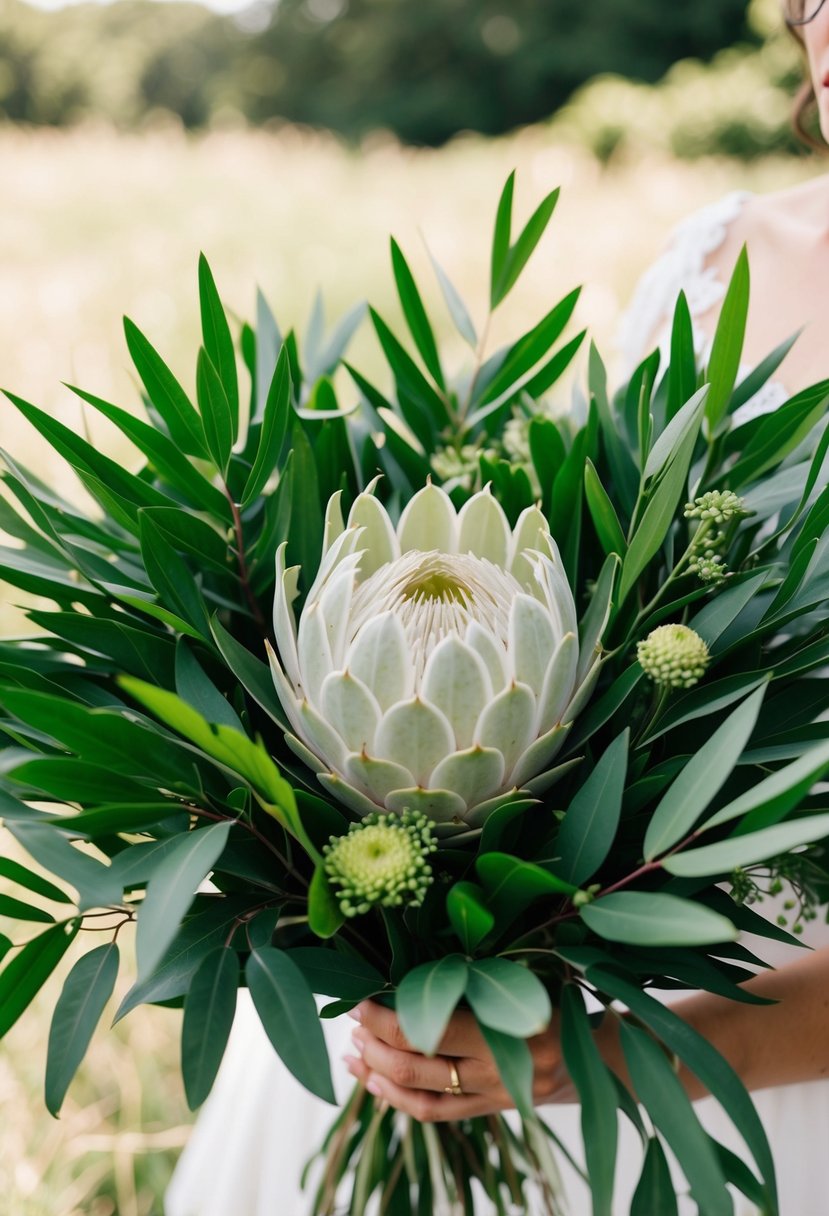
2,176,829,1216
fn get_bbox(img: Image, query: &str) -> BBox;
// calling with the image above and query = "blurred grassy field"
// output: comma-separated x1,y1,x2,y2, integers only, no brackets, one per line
0,121,820,1215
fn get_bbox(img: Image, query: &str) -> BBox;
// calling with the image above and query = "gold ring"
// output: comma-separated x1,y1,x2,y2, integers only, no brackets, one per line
443,1060,463,1097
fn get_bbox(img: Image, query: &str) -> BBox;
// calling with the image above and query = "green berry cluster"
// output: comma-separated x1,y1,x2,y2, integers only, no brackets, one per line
430,444,487,491
688,549,727,584
684,490,747,525
323,810,438,918
637,624,710,690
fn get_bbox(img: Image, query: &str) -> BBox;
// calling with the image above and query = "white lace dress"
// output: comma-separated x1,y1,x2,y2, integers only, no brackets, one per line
165,192,829,1216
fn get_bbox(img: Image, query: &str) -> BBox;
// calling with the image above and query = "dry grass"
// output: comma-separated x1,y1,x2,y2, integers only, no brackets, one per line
0,120,820,1214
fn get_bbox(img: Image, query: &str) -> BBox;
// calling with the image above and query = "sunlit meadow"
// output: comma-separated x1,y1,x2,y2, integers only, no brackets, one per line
0,119,818,1214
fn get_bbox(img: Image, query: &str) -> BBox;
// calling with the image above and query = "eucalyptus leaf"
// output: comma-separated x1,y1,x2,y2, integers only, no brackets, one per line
246,947,336,1103
396,956,468,1056
45,942,119,1116
465,958,551,1037
580,893,737,947
181,945,239,1110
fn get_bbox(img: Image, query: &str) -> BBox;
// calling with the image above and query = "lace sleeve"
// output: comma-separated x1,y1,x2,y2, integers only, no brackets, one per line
615,190,752,376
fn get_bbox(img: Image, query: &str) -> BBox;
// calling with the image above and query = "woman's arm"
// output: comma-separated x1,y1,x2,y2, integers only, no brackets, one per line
343,946,829,1122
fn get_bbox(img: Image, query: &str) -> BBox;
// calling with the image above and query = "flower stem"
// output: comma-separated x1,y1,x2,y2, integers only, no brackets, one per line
222,483,267,632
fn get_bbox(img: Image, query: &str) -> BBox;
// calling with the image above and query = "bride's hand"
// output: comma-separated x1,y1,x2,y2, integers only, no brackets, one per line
342,1000,578,1122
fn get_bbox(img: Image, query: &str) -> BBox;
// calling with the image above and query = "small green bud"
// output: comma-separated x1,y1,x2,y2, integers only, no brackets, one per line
324,810,437,918
684,490,747,525
637,624,710,690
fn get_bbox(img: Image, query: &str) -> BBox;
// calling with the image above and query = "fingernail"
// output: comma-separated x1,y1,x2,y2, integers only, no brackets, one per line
350,1031,365,1055
347,1005,363,1023
343,1054,361,1074
366,1076,383,1097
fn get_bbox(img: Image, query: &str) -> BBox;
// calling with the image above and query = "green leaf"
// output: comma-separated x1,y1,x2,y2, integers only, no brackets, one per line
490,172,515,309
370,309,449,435
391,239,444,389
175,642,244,733
9,822,122,911
478,1023,535,1120
665,291,697,424
26,609,177,686
465,958,551,1037
726,380,829,488
643,384,709,483
0,921,79,1039
619,390,706,603
118,676,295,811
181,945,239,1109
580,893,737,947
704,246,749,433
477,289,580,409
476,852,576,928
584,461,627,558
690,571,768,650
703,738,829,832
210,615,288,730
492,184,560,308
621,1022,731,1216
66,385,230,519
426,247,477,349
246,946,336,1103
645,672,768,743
664,812,829,879
556,730,628,886
287,947,386,1001
643,684,767,861
630,1138,678,1216
136,821,232,982
0,894,54,923
45,942,119,1116
49,802,187,837
396,956,468,1056
588,968,777,1211
198,255,239,436
0,858,71,905
287,422,324,588
308,865,345,939
4,391,173,522
123,317,207,459
115,896,253,1020
196,348,234,475
139,513,211,639
241,345,291,507
446,882,494,954
559,986,617,1216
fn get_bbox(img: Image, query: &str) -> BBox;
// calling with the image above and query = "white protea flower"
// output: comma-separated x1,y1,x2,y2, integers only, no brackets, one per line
268,482,601,830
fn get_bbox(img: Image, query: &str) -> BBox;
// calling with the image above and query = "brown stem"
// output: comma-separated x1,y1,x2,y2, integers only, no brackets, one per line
222,483,267,632
319,1082,367,1215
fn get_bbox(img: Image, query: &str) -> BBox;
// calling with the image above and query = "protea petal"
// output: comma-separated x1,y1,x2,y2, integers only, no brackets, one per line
321,489,345,557
318,772,383,818
511,722,571,789
430,747,505,809
465,622,508,694
384,787,468,823
297,602,334,705
397,483,457,555
317,553,361,669
457,487,510,566
298,699,348,774
375,697,455,786
509,504,549,587
563,654,602,722
320,671,381,755
273,544,302,688
421,636,492,750
475,682,535,776
347,612,412,712
348,491,399,577
536,632,579,733
265,639,305,737
344,753,417,805
509,594,556,697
